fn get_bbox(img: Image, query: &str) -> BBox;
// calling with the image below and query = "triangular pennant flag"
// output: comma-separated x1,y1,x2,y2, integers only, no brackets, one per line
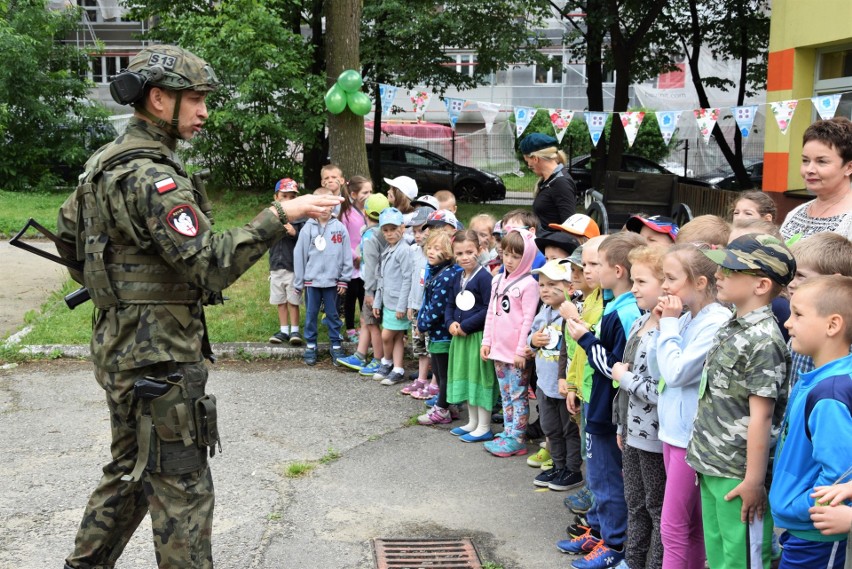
443,97,466,129
620,111,645,147
514,106,537,138
811,94,842,120
476,101,500,134
769,100,798,135
585,112,607,146
549,109,575,143
731,105,758,138
379,84,398,117
655,111,682,145
409,89,432,122
693,108,720,144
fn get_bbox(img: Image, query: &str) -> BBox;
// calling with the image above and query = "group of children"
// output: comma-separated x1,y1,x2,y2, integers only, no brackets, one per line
267,165,852,569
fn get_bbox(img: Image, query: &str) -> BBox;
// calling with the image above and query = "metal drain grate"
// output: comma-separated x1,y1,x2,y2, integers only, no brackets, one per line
372,538,482,569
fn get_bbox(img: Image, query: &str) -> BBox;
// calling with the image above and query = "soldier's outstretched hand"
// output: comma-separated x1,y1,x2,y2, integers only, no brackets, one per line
269,194,344,221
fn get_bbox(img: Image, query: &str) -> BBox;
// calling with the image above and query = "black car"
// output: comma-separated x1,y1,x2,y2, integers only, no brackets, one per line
366,143,506,202
568,153,712,194
698,161,763,190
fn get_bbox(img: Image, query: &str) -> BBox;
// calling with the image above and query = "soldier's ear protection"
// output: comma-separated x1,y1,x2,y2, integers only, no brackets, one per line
109,66,166,106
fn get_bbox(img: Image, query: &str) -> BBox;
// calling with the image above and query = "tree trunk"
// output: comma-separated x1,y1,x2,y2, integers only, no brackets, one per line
584,0,608,190
303,0,327,191
325,0,370,181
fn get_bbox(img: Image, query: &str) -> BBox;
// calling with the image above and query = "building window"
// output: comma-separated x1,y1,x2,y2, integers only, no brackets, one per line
455,54,476,78
77,0,124,22
815,45,852,119
79,0,98,22
90,55,130,84
535,55,563,84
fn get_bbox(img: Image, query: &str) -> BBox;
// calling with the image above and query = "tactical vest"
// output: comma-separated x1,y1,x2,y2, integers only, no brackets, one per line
75,139,201,310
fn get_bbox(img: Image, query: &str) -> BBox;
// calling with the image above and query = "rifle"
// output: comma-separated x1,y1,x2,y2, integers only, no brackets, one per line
9,219,91,310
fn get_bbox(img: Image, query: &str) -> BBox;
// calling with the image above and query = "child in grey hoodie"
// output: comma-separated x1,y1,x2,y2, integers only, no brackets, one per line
294,187,353,366
373,207,413,385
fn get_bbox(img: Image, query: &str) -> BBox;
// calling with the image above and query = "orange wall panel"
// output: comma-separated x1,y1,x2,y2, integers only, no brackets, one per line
763,152,791,192
767,49,795,92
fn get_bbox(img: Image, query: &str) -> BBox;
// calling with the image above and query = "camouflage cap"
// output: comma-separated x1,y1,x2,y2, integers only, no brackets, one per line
128,45,221,92
703,234,796,286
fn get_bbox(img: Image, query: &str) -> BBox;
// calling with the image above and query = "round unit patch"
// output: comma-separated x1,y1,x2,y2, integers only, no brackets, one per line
167,204,199,237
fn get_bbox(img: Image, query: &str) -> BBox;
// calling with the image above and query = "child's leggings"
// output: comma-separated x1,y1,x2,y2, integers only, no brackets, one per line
493,361,528,441
661,442,705,569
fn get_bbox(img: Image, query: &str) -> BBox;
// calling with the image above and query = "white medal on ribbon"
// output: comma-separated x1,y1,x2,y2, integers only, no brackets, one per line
455,290,475,311
314,235,327,251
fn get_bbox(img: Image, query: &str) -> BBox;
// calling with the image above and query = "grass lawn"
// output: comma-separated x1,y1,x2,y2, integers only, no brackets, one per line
2,188,520,347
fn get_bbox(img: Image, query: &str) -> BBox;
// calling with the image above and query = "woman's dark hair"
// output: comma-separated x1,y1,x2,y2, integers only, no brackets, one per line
338,175,370,221
803,116,852,163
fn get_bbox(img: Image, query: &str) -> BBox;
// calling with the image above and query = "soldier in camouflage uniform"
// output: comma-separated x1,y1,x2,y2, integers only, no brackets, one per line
56,45,341,569
686,234,795,569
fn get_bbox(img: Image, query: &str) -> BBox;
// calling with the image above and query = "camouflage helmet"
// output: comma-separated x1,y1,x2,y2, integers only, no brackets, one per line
127,45,220,92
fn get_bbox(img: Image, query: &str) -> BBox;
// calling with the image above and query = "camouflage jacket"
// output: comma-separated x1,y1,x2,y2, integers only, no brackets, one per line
56,117,284,372
686,304,790,482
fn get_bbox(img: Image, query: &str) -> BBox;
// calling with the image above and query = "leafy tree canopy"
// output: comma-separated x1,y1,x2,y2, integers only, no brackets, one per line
0,0,113,191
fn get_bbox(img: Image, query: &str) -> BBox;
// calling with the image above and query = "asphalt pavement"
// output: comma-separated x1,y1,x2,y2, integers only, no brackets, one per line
0,357,575,569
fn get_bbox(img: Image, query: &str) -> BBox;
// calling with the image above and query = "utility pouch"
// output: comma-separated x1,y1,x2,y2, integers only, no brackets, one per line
149,379,195,447
194,395,221,457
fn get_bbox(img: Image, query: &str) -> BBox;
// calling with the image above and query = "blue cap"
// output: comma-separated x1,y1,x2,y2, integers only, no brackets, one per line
379,207,404,228
519,132,558,155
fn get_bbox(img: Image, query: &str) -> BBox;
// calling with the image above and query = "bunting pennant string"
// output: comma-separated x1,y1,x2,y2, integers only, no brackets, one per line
811,94,841,120
549,109,575,143
769,100,798,135
409,89,431,122
585,112,607,146
378,84,398,117
514,106,537,138
375,80,850,141
655,111,682,145
693,108,721,144
731,105,758,138
476,101,501,133
620,111,645,147
443,97,466,129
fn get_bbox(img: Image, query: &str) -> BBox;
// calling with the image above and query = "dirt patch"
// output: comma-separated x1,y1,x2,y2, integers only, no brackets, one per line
0,240,68,338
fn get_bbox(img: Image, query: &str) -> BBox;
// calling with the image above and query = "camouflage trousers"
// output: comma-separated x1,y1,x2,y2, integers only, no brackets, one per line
65,361,214,569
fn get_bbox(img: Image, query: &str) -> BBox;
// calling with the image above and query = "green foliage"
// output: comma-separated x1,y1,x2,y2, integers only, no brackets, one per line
124,0,325,192
0,189,70,237
319,448,341,464
284,461,314,478
0,0,114,191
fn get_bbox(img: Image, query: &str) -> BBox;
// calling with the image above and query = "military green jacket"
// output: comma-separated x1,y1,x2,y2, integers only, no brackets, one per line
686,304,790,483
57,117,284,372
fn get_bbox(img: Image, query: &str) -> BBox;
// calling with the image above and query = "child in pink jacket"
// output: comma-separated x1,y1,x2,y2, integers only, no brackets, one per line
480,228,540,457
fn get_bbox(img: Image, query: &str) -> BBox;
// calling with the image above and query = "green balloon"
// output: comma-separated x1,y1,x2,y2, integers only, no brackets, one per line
324,84,346,114
347,91,372,116
337,69,363,93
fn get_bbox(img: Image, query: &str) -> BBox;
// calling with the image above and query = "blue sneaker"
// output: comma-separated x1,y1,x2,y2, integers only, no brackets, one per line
571,542,624,569
564,486,594,514
358,358,381,376
483,436,527,457
372,362,393,381
459,431,494,443
336,353,365,370
330,347,346,366
450,426,471,436
425,395,438,407
556,527,600,554
303,346,317,366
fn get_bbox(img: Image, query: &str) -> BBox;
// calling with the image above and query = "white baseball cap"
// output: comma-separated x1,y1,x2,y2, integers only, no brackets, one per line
384,176,418,201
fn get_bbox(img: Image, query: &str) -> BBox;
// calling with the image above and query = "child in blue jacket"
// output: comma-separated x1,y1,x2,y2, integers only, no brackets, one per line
416,230,461,425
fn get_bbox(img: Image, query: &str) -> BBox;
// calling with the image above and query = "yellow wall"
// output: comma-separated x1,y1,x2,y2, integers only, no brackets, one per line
765,0,852,191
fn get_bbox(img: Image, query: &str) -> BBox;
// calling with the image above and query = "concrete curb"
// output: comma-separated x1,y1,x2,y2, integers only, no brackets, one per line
20,341,378,361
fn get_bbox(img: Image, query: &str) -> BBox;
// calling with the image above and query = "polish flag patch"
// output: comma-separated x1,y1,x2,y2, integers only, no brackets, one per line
155,177,177,194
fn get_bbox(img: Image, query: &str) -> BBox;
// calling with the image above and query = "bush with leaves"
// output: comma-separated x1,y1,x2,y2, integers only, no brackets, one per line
0,0,113,191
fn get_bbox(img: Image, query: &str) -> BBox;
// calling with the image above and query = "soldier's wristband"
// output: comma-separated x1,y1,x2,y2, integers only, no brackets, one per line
271,201,289,226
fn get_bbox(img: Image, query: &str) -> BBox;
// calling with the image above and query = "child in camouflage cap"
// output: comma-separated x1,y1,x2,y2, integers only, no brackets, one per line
687,234,796,569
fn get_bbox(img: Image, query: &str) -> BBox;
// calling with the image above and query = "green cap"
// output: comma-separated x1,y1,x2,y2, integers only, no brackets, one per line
128,45,220,92
703,234,796,286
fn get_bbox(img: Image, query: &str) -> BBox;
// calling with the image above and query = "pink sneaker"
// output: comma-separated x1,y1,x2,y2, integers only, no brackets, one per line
411,383,439,400
401,379,426,395
417,406,451,425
